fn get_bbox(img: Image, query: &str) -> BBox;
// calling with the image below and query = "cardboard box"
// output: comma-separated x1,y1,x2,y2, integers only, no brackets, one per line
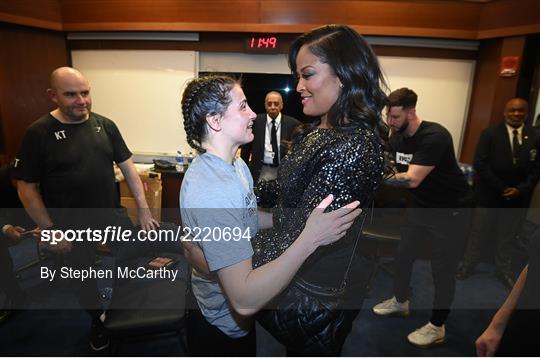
119,172,162,224
119,172,160,196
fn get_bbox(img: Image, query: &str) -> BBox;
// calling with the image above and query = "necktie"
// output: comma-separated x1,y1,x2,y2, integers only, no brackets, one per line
271,119,279,166
512,129,520,164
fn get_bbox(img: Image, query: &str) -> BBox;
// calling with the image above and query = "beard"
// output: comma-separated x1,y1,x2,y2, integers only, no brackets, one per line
396,120,409,135
65,106,90,122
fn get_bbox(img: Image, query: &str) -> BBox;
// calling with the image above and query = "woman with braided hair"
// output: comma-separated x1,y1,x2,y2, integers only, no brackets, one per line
179,75,362,356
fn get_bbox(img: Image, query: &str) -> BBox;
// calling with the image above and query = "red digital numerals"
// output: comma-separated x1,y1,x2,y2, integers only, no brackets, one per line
250,36,277,49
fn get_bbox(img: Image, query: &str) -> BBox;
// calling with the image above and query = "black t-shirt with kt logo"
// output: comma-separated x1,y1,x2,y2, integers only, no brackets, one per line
14,112,131,211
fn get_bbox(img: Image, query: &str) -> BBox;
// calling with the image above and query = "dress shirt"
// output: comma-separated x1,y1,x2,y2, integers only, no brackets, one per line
505,123,524,152
264,113,282,165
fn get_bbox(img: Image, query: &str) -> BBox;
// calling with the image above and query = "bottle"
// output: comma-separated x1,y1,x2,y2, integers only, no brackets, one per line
175,150,185,171
466,166,475,186
187,151,195,165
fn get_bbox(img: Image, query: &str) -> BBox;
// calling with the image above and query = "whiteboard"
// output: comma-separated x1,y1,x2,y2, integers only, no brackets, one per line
200,52,290,74
200,52,475,156
379,56,475,155
72,50,198,155
73,50,474,157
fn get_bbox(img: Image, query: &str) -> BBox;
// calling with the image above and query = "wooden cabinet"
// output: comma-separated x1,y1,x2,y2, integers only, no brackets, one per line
0,22,69,164
157,169,184,225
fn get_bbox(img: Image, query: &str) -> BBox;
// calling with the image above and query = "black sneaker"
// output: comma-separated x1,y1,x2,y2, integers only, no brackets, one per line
455,264,475,280
89,321,110,352
0,309,10,324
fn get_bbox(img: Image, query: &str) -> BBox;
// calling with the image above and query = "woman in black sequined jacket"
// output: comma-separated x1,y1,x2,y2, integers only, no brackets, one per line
179,75,364,356
252,24,389,355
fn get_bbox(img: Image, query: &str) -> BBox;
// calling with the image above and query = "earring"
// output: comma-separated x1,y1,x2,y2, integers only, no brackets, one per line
339,83,344,88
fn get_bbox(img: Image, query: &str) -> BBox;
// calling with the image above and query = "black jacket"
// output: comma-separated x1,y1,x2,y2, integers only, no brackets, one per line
240,113,300,182
474,122,540,207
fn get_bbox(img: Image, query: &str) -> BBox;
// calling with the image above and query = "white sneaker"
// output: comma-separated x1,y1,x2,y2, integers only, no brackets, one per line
372,296,410,317
407,322,446,348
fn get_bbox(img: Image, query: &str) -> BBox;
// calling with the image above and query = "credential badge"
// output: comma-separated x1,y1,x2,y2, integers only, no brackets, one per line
529,149,537,162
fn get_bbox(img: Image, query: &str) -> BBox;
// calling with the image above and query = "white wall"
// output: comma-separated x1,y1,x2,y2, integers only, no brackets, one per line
200,52,290,74
201,52,476,155
72,50,475,156
379,57,475,155
72,50,198,155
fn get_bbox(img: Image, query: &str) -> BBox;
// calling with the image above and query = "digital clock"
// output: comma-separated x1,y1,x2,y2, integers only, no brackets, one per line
244,35,281,54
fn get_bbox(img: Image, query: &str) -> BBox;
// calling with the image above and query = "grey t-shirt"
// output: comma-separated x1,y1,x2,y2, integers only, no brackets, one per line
180,152,258,338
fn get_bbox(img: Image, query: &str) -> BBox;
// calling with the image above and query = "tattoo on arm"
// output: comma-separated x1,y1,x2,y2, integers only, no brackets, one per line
385,172,412,188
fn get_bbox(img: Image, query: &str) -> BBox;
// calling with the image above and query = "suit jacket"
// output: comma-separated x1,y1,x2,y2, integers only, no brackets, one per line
474,122,540,207
241,113,300,182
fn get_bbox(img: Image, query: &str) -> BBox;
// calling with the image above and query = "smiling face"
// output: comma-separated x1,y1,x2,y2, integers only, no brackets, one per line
295,45,342,122
219,84,257,146
49,71,92,122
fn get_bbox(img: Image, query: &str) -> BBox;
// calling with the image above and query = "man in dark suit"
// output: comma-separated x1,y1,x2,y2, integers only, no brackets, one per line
241,91,300,182
457,98,540,288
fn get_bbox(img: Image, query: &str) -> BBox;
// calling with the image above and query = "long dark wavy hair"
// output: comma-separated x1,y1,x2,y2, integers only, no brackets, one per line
288,24,389,144
181,75,238,153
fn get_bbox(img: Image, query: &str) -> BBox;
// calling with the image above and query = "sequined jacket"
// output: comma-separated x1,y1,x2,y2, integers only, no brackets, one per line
252,127,384,288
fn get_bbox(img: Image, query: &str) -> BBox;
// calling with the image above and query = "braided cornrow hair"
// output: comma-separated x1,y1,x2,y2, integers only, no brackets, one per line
181,75,238,153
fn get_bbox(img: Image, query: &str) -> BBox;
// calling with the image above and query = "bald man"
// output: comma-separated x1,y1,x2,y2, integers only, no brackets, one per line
457,98,540,288
241,91,300,182
13,67,158,351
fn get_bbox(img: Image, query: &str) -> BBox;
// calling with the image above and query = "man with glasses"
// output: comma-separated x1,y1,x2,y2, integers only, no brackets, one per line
241,91,300,182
